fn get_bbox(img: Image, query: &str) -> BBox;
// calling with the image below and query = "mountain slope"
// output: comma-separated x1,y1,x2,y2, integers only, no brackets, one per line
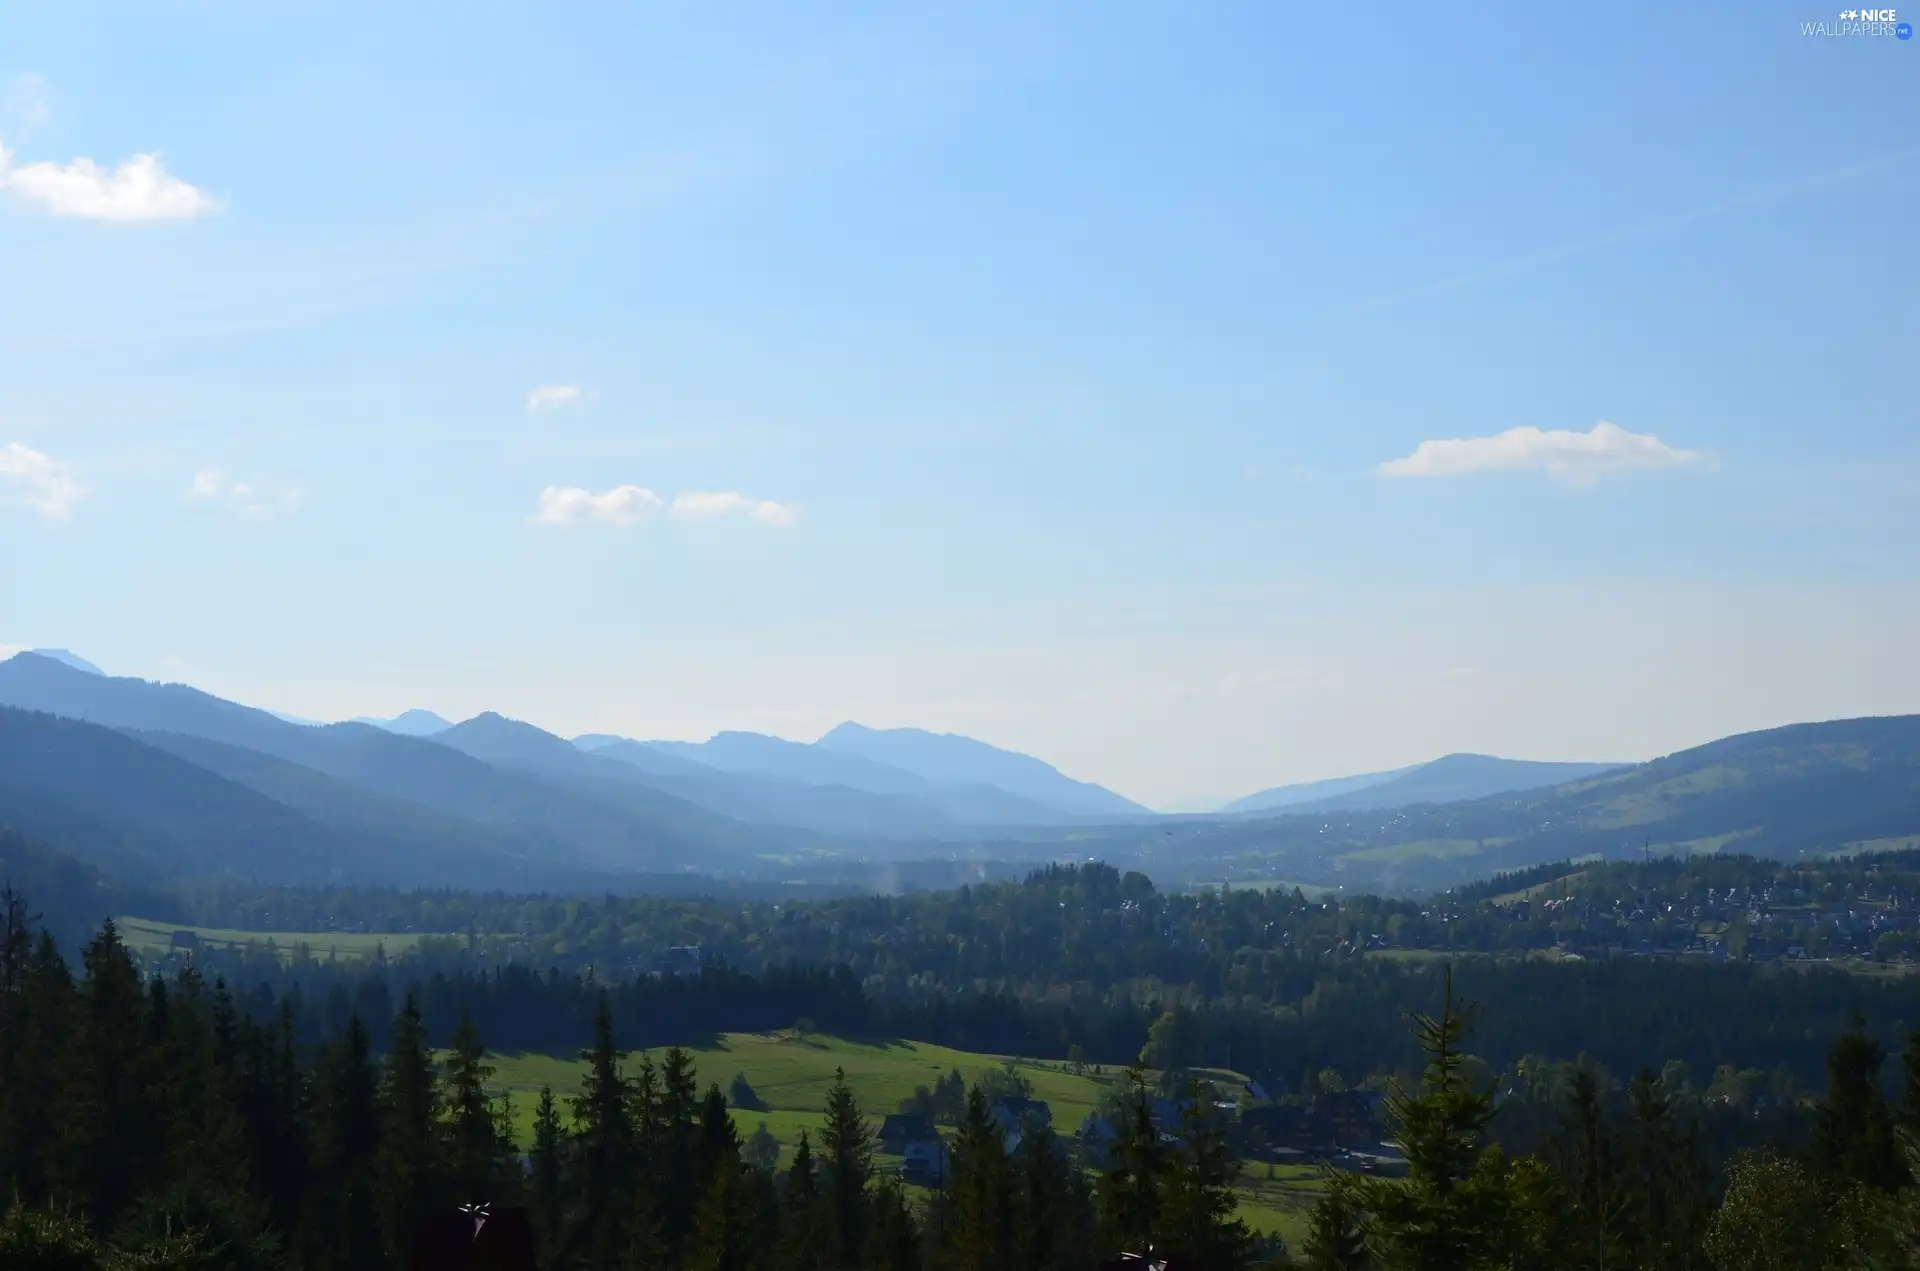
0,829,185,953
1110,715,1920,894
29,649,105,676
454,715,994,837
0,707,516,887
1221,765,1421,815
126,729,566,879
816,722,1150,817
0,653,773,872
1234,755,1625,817
643,730,1091,826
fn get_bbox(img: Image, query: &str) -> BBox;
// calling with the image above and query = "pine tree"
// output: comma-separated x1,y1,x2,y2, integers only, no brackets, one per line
1095,1069,1162,1258
1810,1017,1908,1191
530,1084,568,1260
866,1180,923,1271
1901,1018,1920,1137
570,991,636,1270
445,1008,514,1205
240,999,311,1243
300,1014,386,1271
822,1067,875,1269
1342,966,1535,1271
1015,1121,1095,1271
1159,1081,1250,1271
941,1085,1016,1271
0,885,32,1193
689,1156,752,1271
1549,1067,1627,1271
376,991,445,1265
1300,1177,1369,1271
658,1045,704,1254
1618,1070,1707,1271
124,967,273,1268
699,1083,742,1179
2,929,72,1208
780,1131,834,1271
60,920,161,1231
624,1050,671,1271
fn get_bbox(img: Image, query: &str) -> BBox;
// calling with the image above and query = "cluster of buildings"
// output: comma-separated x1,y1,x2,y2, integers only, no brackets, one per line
877,1084,1405,1187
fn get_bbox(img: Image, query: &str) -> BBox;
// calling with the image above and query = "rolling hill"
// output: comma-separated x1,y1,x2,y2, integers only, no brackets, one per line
430,712,978,839
1218,765,1423,815
814,721,1150,818
617,730,1099,828
0,707,534,888
1225,754,1625,817
1122,715,1920,893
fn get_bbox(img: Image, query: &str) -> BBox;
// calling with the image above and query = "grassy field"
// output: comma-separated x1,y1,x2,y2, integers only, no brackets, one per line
477,1031,1115,1157
117,916,425,962
465,1030,1310,1238
1231,1162,1327,1247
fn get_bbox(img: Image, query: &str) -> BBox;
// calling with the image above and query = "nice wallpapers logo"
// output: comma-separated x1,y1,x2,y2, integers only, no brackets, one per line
1802,7,1913,35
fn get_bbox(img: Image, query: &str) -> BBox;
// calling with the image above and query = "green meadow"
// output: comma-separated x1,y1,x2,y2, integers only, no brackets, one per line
117,916,425,962
462,1029,1319,1246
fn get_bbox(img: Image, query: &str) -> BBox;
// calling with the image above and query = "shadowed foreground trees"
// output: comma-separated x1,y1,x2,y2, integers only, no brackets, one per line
14,895,1920,1269
1304,967,1920,1271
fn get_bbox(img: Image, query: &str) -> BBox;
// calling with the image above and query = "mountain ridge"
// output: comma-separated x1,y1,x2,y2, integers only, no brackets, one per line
1222,754,1625,817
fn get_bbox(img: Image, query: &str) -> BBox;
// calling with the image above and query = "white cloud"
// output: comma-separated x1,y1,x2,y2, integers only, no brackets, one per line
527,384,593,413
0,137,217,222
534,484,664,525
1379,421,1701,485
533,485,797,527
186,469,300,516
0,443,83,518
671,490,798,527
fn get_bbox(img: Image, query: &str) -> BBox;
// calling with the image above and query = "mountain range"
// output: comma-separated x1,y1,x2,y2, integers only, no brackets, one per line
6,648,1915,901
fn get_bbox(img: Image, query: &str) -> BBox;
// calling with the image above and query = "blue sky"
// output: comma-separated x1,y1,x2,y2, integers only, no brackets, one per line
1,2,1915,808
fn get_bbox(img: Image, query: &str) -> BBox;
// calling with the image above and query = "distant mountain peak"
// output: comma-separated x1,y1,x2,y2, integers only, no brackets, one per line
815,721,1149,817
351,709,452,736
25,649,105,676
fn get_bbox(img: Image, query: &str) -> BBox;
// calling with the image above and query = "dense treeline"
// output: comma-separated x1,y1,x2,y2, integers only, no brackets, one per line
136,918,1920,1102
148,861,1920,1096
175,853,1920,986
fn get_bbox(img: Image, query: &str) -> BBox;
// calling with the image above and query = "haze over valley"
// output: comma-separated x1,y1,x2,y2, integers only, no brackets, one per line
7,647,1920,902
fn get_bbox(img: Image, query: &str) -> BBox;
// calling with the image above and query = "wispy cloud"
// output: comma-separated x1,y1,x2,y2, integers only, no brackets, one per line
4,74,49,136
534,484,665,525
187,469,301,517
1349,148,1920,316
534,485,798,527
671,490,799,526
0,443,83,518
0,136,217,222
527,384,595,413
1379,421,1701,486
